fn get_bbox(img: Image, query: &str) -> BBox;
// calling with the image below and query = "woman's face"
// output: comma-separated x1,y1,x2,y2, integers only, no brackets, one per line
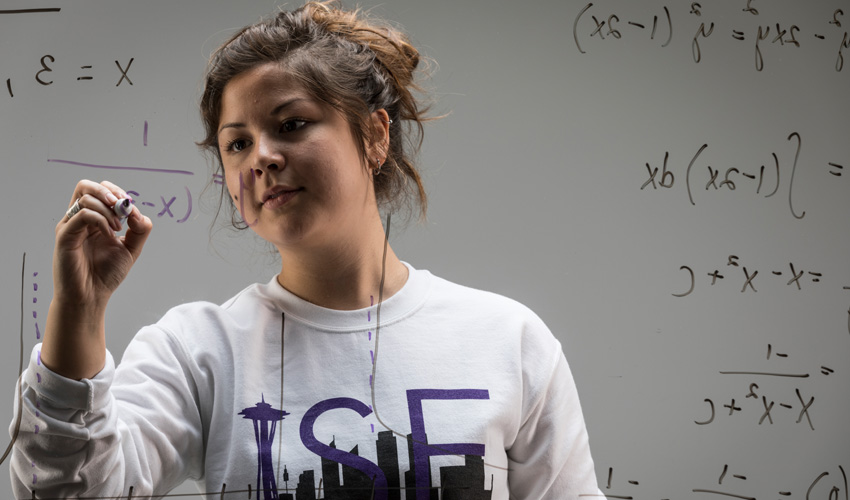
217,62,381,253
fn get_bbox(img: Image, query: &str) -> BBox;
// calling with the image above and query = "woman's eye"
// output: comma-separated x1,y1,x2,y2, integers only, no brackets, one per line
281,119,307,133
225,138,249,153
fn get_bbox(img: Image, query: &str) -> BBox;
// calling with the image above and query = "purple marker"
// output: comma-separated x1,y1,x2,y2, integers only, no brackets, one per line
112,198,134,219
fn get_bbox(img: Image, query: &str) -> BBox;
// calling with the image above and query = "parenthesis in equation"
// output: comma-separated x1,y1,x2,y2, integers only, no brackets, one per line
672,265,695,297
573,3,594,54
806,466,847,500
762,153,781,199
177,186,193,223
573,4,672,53
685,144,708,207
786,132,805,220
659,6,672,48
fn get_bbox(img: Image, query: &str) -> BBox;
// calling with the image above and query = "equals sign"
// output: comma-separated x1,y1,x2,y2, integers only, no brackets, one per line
77,65,93,81
829,163,843,176
821,366,834,375
733,30,745,41
212,174,224,185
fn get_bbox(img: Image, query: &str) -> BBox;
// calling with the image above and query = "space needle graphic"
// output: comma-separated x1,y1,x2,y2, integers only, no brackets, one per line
240,395,290,500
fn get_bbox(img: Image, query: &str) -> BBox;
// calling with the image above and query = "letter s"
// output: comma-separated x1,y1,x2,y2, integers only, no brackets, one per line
299,397,388,500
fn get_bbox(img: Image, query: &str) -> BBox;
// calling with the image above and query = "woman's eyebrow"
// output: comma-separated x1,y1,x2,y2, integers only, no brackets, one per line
269,97,306,117
218,98,308,134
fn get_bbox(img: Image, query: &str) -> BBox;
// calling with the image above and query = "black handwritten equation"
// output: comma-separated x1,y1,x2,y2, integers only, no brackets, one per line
0,8,135,98
672,254,850,334
640,133,848,220
582,464,847,500
673,254,829,297
4,55,138,96
694,344,831,430
574,2,850,72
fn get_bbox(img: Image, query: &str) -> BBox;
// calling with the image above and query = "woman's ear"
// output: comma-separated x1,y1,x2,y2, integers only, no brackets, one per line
367,108,391,162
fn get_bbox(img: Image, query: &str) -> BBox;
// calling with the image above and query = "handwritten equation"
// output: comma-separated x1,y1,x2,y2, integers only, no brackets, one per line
584,464,848,500
0,8,136,98
40,171,196,225
574,2,850,72
126,187,194,224
640,133,848,220
2,55,135,98
672,254,850,335
693,344,830,430
672,254,832,297
43,121,201,224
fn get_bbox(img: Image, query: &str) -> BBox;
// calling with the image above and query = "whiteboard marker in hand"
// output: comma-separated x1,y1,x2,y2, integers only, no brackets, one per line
112,197,134,223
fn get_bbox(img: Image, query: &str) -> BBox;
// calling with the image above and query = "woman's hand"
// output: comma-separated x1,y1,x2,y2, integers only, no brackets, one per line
53,180,153,308
42,180,153,380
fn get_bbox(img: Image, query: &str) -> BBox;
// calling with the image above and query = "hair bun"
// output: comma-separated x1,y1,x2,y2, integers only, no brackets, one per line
305,2,421,88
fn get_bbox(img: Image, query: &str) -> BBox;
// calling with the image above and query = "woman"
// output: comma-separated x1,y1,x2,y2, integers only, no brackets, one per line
12,3,602,499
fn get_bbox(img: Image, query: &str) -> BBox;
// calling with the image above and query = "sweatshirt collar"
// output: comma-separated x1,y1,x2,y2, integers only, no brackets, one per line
259,262,430,332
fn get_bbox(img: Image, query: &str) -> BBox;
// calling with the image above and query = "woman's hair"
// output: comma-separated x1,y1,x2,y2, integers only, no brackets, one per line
199,1,431,228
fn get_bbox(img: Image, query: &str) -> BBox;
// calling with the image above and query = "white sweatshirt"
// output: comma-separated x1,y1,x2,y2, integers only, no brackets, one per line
11,264,602,500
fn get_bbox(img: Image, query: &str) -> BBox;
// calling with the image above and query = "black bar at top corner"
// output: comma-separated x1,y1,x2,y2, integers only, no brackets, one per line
0,8,61,14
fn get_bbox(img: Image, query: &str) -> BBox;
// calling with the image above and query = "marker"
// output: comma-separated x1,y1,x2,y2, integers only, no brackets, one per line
112,197,134,219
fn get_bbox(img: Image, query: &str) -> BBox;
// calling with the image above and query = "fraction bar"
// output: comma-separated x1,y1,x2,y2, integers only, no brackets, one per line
719,371,809,378
0,8,60,14
47,158,194,176
693,489,755,500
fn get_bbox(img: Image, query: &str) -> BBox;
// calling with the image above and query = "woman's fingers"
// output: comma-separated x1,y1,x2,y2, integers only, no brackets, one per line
122,208,153,260
59,179,151,247
67,179,120,209
62,180,134,233
60,204,116,243
53,180,154,304
100,180,132,208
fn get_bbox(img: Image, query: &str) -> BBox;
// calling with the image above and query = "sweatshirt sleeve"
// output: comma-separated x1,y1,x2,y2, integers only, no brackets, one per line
9,328,204,500
506,327,604,499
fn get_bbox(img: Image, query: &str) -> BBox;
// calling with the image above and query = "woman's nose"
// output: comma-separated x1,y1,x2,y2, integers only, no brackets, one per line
252,136,284,177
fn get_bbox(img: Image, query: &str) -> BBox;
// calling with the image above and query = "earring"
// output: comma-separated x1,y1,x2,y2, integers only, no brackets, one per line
373,157,383,175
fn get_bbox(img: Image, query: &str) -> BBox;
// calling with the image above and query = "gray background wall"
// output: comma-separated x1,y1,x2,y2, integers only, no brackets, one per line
1,0,847,498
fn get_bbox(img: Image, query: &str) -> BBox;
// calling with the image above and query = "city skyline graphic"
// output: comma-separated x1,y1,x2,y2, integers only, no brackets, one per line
241,397,493,500
240,395,291,500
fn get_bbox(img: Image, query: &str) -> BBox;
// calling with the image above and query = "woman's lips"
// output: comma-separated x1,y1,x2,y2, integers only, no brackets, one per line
262,187,302,209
